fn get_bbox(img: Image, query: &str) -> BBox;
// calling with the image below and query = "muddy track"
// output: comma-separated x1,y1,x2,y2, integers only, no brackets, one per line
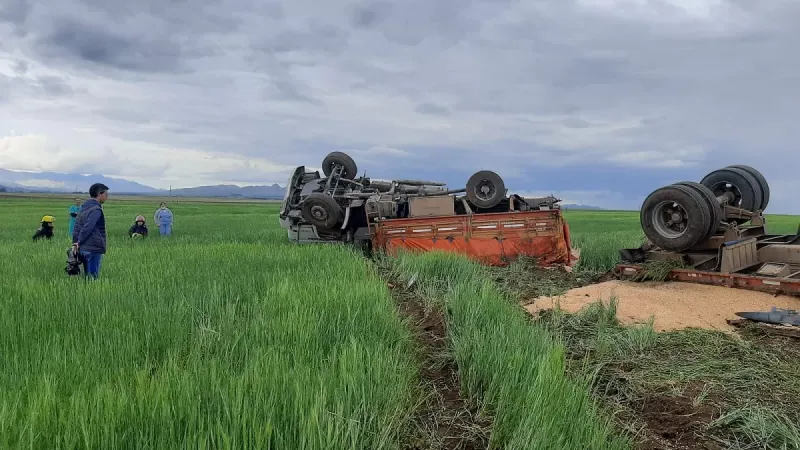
384,274,491,450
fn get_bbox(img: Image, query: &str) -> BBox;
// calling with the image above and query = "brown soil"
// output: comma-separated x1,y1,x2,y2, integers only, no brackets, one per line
632,383,725,450
526,280,800,332
385,278,491,450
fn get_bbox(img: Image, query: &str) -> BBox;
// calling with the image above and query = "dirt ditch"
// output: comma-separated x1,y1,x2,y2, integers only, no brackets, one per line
384,276,491,450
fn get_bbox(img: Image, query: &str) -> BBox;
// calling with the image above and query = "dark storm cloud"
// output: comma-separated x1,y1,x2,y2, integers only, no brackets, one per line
32,17,184,73
2,0,800,211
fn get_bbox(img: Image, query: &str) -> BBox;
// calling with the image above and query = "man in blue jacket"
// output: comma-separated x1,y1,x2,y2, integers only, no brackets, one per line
72,183,109,279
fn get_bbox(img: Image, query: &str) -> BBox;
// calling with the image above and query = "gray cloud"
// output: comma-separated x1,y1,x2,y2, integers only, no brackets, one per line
415,102,450,116
12,59,27,75
32,16,185,73
1,0,799,212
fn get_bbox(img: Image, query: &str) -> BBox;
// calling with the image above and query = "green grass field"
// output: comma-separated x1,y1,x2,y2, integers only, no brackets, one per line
1,195,798,449
1,197,419,448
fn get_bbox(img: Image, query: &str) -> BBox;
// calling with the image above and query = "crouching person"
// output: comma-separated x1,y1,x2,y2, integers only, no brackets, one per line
33,215,56,241
129,215,148,238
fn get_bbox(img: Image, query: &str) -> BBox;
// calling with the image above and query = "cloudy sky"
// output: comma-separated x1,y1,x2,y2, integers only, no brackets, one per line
1,0,798,212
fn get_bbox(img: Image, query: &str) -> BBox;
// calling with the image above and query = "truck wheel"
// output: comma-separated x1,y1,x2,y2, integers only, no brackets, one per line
640,184,711,252
466,170,505,208
673,181,721,242
302,193,342,229
700,167,762,213
322,151,358,180
726,165,769,212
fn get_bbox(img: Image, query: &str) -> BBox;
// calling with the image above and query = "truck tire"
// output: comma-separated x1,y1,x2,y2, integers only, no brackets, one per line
726,165,769,212
322,151,358,180
640,183,711,252
302,193,342,229
700,167,762,213
673,181,721,242
466,170,505,209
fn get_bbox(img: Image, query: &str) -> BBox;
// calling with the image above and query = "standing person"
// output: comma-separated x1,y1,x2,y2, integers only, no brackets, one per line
68,198,81,237
72,183,109,280
154,202,173,236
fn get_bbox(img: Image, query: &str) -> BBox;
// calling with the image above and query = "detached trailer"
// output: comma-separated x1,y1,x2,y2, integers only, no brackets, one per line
616,165,800,296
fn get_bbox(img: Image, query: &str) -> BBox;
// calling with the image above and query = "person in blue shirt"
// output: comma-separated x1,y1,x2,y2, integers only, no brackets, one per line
72,183,109,279
68,198,81,237
153,202,174,236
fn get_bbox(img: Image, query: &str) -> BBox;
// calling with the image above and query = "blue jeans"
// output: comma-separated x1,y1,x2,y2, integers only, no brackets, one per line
80,251,103,279
159,224,172,236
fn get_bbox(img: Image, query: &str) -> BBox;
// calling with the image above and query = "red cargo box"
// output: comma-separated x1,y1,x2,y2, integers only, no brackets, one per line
371,209,573,267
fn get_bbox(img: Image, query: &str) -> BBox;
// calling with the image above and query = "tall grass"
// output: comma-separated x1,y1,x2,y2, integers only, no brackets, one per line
0,198,419,448
383,251,631,450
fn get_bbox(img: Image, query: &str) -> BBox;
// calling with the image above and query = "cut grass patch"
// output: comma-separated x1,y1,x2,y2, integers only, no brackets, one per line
539,298,800,450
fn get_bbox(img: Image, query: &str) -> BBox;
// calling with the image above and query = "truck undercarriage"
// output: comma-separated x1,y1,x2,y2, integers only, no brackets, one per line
616,165,800,297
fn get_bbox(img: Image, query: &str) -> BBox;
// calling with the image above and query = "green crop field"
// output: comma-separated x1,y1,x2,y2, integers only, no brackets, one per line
1,195,798,449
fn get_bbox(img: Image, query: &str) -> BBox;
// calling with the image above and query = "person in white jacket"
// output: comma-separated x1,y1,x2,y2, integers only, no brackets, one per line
153,202,174,236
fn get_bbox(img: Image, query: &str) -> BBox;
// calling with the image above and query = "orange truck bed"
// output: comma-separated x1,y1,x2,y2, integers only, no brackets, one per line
370,209,573,267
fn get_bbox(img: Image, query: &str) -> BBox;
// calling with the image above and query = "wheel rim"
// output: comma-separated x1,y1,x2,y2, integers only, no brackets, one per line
651,200,689,238
472,179,496,202
707,181,742,207
309,204,329,222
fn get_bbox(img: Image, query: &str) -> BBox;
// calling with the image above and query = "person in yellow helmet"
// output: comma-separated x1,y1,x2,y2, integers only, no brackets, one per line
33,215,55,241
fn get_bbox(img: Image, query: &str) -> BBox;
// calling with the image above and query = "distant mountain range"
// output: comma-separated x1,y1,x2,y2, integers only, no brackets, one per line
167,184,285,198
0,168,285,198
0,169,605,209
0,168,159,194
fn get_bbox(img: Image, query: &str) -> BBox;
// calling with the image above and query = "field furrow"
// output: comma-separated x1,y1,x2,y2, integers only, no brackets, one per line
380,251,631,450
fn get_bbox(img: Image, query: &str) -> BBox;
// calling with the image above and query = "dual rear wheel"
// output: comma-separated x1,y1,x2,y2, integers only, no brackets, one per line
641,165,770,252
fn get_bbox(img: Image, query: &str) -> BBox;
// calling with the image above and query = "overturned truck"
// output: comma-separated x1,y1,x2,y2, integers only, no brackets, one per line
617,165,800,296
279,151,573,266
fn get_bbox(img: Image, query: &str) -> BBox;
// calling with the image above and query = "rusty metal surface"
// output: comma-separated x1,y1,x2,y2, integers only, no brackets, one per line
373,209,572,267
615,264,800,296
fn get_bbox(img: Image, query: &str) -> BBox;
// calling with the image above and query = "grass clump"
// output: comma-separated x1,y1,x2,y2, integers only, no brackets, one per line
380,250,631,450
